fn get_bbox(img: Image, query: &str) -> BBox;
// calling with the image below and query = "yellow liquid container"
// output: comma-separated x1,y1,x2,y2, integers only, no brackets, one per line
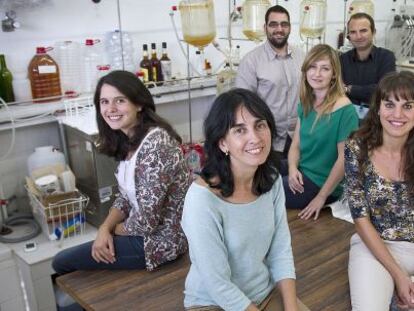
348,0,374,18
300,0,327,39
179,0,216,49
242,0,271,42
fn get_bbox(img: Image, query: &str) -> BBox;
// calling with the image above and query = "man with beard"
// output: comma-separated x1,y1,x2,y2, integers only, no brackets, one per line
340,13,395,119
235,5,305,158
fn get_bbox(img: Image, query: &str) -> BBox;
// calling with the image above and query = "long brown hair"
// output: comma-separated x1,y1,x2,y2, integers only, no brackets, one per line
94,70,181,161
300,44,346,123
351,71,414,192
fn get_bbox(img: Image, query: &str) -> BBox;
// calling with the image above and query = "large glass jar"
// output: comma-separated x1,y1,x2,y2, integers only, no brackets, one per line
179,0,216,49
348,0,374,18
242,0,271,42
300,0,327,39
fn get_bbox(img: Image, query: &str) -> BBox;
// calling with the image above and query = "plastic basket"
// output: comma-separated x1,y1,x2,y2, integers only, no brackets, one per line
27,189,89,241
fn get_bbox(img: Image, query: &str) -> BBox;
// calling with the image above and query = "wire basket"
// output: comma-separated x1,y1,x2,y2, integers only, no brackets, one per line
27,189,89,241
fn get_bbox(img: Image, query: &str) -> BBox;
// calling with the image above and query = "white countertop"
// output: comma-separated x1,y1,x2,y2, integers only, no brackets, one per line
1,223,97,265
0,76,217,129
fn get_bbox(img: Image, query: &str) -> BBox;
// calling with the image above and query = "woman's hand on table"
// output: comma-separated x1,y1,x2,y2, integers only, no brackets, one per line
298,195,326,220
91,226,116,264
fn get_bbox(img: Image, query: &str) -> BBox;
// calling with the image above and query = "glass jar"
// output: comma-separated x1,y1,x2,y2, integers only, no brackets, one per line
300,0,327,39
348,0,374,18
242,0,271,42
179,0,216,49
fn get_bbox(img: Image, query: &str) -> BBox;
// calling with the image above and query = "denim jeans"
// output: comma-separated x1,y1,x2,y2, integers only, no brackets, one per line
52,235,146,275
280,160,337,209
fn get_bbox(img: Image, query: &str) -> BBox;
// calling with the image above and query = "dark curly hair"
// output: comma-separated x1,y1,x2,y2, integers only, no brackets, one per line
351,71,414,192
94,70,181,161
201,88,280,197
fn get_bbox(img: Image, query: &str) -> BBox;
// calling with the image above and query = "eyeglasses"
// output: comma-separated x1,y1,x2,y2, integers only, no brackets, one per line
267,21,290,29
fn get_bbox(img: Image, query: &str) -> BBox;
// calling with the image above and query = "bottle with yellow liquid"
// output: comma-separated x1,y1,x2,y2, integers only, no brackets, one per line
348,0,374,18
299,0,327,39
179,0,216,50
242,0,271,42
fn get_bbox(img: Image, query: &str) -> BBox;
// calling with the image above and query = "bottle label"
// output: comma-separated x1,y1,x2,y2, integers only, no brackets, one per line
161,61,172,80
38,65,57,74
140,68,149,82
152,67,157,82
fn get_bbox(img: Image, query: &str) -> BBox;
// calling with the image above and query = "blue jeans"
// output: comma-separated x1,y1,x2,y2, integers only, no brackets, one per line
280,160,337,209
52,235,146,275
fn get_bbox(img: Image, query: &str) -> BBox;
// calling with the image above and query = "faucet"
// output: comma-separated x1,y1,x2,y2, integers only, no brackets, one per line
2,10,20,32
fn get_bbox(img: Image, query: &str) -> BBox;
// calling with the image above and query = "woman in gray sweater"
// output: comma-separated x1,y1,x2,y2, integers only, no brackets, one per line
182,88,298,311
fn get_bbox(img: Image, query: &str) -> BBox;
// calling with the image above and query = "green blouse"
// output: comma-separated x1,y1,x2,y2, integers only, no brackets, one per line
298,103,359,197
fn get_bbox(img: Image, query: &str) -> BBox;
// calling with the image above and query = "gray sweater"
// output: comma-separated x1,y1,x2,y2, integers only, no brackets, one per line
181,178,295,310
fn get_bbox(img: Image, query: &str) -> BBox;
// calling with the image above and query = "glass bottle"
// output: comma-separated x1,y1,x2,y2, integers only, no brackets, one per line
192,50,205,77
299,0,327,39
216,62,237,94
0,54,15,103
348,0,374,18
160,42,172,82
150,43,163,84
178,0,216,50
139,44,152,83
242,0,271,42
28,47,62,102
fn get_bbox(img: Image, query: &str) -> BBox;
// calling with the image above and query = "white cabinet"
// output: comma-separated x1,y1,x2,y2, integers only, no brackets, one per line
0,246,24,311
3,225,97,311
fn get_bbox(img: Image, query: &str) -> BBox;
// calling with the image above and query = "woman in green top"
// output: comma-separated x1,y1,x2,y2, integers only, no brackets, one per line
282,44,359,220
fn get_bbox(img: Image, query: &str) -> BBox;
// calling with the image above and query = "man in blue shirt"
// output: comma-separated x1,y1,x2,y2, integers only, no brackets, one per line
340,13,396,119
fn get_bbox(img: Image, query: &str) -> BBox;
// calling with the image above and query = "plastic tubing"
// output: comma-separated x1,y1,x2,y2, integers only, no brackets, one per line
0,213,41,243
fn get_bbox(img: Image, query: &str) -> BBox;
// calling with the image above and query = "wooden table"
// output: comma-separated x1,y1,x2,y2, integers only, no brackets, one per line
57,209,354,311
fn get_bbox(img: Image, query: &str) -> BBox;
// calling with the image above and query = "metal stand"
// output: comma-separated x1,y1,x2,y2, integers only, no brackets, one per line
186,43,193,144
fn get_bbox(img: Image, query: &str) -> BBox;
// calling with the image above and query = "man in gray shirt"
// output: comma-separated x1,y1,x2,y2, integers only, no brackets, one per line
235,5,304,157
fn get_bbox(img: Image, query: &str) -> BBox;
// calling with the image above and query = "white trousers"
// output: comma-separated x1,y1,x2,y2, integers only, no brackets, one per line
348,233,414,311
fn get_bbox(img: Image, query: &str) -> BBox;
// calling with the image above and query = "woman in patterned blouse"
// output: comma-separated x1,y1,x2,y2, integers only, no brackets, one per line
345,71,414,310
53,70,190,274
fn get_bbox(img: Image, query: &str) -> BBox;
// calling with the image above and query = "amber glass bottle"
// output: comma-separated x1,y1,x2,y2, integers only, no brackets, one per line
28,47,62,102
150,43,163,84
139,44,152,84
0,54,15,103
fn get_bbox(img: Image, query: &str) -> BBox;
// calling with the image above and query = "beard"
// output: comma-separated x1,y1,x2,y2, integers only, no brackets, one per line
267,32,289,49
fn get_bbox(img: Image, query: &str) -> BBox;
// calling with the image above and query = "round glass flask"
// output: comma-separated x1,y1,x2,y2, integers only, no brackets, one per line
348,0,374,18
179,0,216,49
242,0,271,42
300,0,327,39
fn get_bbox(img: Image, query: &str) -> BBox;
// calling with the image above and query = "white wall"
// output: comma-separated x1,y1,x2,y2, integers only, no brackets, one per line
0,0,411,204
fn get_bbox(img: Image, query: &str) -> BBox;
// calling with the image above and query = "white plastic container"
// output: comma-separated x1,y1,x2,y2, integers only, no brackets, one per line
82,39,104,94
53,41,82,95
105,30,135,73
34,174,61,195
12,71,32,102
27,146,66,176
